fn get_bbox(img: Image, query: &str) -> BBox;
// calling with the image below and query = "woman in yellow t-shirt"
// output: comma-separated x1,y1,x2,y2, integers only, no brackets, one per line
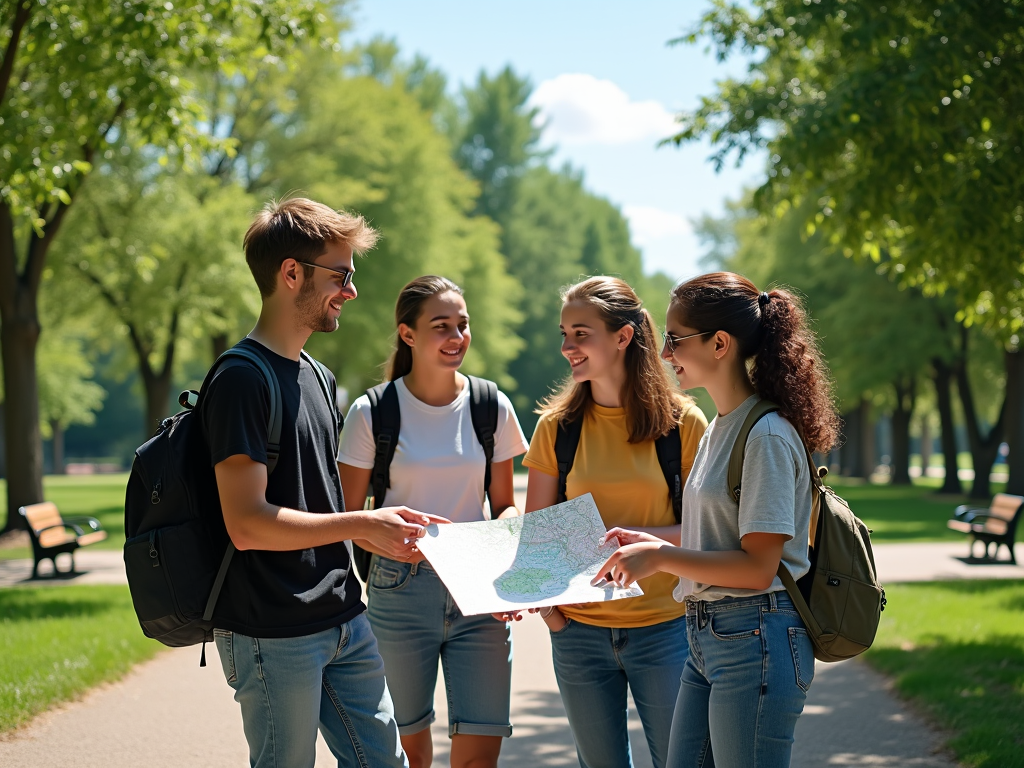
523,276,707,768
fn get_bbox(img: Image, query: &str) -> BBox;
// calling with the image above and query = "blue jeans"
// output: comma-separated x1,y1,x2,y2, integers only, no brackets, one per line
550,613,689,768
213,613,407,768
667,591,815,768
366,556,513,738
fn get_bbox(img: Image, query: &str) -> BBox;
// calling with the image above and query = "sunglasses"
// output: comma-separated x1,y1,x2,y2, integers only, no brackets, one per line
295,260,354,288
663,330,713,354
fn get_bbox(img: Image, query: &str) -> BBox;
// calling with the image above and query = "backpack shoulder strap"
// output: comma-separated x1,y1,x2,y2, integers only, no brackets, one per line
654,427,684,523
466,376,499,504
554,415,584,504
198,342,285,626
726,400,781,504
300,350,341,437
367,381,400,509
206,345,284,476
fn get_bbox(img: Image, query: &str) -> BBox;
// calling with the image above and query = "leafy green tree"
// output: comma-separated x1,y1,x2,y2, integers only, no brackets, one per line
0,0,327,524
56,169,258,436
699,197,959,486
501,166,655,425
452,67,547,222
259,54,524,392
37,328,106,475
673,0,1024,495
451,67,675,429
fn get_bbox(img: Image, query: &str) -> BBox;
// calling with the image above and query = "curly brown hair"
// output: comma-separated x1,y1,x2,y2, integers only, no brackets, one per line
670,272,840,453
538,276,687,443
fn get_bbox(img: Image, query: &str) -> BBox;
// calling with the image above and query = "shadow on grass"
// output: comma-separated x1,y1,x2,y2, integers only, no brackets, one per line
0,588,123,621
828,479,968,543
868,637,1024,768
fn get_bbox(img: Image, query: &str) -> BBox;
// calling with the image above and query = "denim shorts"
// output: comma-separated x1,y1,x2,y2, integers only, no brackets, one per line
366,555,513,739
667,590,814,768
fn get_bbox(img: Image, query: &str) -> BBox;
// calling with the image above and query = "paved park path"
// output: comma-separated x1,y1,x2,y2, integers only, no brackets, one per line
5,481,1018,766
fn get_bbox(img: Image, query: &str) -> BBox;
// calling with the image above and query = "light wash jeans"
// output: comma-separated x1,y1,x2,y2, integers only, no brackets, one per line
366,556,513,738
213,613,407,768
667,591,815,768
549,613,689,768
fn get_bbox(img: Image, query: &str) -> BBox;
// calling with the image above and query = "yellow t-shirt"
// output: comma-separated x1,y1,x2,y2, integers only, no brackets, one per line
523,400,708,628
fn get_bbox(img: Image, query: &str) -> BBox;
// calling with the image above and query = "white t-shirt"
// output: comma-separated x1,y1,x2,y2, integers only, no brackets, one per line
337,375,529,523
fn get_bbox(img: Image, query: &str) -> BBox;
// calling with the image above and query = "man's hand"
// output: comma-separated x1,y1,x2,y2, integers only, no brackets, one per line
355,508,449,560
592,541,668,588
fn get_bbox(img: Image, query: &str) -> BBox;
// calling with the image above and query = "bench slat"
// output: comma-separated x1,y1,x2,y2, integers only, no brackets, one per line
988,494,1023,522
22,502,62,533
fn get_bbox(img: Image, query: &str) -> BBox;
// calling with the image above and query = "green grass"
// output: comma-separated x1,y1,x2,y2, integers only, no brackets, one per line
866,580,1024,767
0,585,161,732
828,477,978,543
0,474,129,560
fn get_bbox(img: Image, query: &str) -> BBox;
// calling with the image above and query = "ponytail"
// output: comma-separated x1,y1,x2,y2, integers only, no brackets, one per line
385,275,463,381
671,272,840,453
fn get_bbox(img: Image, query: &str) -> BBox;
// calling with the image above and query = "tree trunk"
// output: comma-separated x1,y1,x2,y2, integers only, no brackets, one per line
1004,347,1024,495
0,401,6,479
840,405,862,477
955,327,1006,500
141,368,174,439
212,333,229,361
858,397,875,481
891,376,915,485
933,357,962,494
919,417,932,480
0,315,43,529
50,419,65,475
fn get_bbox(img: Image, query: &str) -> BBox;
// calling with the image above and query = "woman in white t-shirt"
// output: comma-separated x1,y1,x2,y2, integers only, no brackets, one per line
337,275,529,768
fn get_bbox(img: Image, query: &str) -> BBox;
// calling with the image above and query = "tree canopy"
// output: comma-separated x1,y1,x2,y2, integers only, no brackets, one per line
672,0,1024,330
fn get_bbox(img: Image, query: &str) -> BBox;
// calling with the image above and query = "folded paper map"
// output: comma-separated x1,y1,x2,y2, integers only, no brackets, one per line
416,493,644,616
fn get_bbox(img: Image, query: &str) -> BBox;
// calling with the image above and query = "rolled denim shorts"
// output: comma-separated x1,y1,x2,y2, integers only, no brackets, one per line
366,555,513,739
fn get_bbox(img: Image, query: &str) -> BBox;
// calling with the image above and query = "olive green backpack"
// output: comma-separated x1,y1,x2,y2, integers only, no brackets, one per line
728,400,886,662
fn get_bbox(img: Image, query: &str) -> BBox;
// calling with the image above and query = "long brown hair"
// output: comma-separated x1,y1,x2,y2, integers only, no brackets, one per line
538,276,684,443
386,275,463,381
670,272,840,453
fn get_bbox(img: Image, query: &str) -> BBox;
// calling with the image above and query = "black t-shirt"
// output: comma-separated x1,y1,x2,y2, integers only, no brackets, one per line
202,338,363,638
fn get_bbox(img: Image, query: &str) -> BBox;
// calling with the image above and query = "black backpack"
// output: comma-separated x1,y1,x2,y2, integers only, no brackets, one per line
123,344,337,665
554,414,684,522
351,375,499,581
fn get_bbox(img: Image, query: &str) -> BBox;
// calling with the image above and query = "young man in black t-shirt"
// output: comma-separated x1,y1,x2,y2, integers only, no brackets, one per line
205,198,439,768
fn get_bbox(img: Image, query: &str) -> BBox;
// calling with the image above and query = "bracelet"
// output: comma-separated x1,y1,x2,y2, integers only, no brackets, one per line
539,606,555,619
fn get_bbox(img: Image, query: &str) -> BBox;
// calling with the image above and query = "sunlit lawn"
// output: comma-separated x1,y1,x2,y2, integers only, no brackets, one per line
0,585,160,732
0,474,128,560
829,476,985,543
866,580,1024,768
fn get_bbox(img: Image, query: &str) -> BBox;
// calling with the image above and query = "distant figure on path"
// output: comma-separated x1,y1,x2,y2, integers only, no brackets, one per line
205,198,443,768
597,272,841,768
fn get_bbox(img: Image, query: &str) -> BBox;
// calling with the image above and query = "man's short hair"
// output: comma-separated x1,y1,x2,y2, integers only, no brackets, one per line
243,198,380,297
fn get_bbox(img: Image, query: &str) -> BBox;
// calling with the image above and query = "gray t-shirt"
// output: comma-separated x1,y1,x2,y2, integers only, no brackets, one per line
674,395,812,602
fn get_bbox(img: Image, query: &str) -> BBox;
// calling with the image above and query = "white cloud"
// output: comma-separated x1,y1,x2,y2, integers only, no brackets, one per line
622,205,691,247
530,74,678,146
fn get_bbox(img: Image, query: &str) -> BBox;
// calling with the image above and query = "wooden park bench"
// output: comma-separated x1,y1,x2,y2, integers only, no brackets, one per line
18,502,108,578
947,493,1024,564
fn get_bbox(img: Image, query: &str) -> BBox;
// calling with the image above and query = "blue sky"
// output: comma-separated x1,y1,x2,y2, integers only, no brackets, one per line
349,1,764,282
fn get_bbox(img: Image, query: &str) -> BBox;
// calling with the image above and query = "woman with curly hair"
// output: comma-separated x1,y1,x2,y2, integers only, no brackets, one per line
595,272,840,768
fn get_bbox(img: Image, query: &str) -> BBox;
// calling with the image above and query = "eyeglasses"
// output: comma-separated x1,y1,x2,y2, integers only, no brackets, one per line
663,330,712,354
294,260,354,288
